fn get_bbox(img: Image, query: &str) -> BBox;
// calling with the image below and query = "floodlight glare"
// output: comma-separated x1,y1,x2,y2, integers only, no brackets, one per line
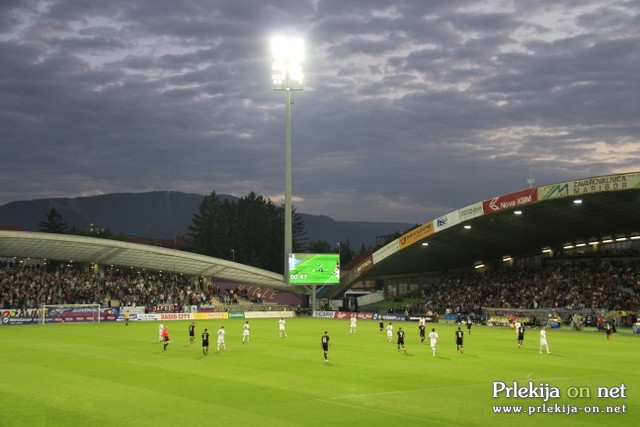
271,36,304,89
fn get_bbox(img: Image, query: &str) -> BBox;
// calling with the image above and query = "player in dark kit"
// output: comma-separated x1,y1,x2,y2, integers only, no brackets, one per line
604,322,613,340
162,327,170,351
201,329,210,355
466,317,472,335
321,331,330,362
517,325,525,348
397,327,407,353
455,327,464,354
418,324,426,343
379,320,384,334
189,322,195,344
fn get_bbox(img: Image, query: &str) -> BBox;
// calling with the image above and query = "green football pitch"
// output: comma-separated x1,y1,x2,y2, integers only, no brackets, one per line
1,317,637,426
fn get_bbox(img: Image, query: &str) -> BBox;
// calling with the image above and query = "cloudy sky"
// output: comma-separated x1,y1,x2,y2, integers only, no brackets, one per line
1,0,639,223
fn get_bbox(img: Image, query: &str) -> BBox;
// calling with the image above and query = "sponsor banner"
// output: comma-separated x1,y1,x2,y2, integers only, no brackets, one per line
2,316,39,325
483,188,537,214
199,305,217,312
372,241,399,264
372,313,408,321
434,210,460,232
147,304,182,313
1,308,40,319
244,311,295,319
313,311,336,319
538,172,640,200
335,311,374,320
194,312,229,320
45,307,119,323
228,311,245,319
159,312,193,321
408,316,436,322
353,256,374,276
459,202,484,222
137,313,161,321
399,222,434,249
117,313,138,322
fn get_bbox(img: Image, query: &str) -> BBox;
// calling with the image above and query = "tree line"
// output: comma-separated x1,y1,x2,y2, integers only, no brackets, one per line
37,190,379,274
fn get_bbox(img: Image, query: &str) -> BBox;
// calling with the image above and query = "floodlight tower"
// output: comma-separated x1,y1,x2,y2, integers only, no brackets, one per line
271,36,304,282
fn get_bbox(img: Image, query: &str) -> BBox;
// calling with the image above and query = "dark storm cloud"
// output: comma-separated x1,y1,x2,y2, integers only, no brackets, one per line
0,0,639,223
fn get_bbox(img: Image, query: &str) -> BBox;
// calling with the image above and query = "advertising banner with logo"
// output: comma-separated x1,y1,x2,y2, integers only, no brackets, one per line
194,312,229,320
313,311,336,319
244,310,295,319
372,313,408,321
398,222,434,249
459,202,484,222
335,311,374,320
434,210,460,232
482,188,538,214
408,315,437,322
354,256,374,276
372,241,399,264
538,172,640,200
2,308,40,326
159,312,194,321
43,307,119,324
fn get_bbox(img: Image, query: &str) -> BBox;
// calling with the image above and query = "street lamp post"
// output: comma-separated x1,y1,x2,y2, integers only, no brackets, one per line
271,36,304,283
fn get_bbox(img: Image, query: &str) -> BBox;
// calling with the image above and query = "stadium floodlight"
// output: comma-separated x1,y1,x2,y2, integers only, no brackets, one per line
271,36,304,90
271,36,304,281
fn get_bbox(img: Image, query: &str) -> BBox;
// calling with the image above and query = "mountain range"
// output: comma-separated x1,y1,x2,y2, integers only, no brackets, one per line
0,192,414,250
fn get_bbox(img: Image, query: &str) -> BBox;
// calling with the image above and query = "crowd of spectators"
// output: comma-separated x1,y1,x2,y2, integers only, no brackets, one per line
409,259,640,315
2,258,639,315
0,262,209,309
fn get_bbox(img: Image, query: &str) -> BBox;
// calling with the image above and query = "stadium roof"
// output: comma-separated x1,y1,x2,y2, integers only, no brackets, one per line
336,171,640,295
0,231,286,289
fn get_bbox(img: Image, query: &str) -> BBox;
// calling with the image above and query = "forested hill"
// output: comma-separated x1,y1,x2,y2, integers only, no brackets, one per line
0,192,414,249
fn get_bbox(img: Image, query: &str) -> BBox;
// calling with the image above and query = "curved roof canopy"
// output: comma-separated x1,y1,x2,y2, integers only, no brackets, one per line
340,172,640,290
0,231,286,289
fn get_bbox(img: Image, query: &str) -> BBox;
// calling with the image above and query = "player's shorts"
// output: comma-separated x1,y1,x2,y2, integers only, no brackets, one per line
164,336,170,342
